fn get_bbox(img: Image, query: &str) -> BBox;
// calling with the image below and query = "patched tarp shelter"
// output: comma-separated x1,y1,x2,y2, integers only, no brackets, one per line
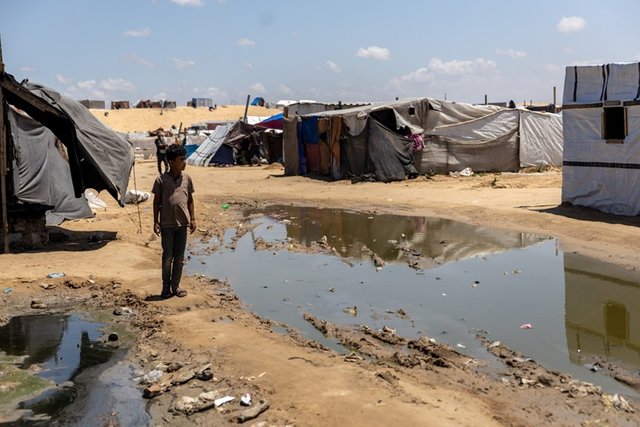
1,72,134,224
283,97,562,182
187,121,279,166
562,62,640,216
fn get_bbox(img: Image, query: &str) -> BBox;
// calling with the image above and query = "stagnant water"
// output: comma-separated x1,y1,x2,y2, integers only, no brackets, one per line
188,206,640,396
0,314,148,425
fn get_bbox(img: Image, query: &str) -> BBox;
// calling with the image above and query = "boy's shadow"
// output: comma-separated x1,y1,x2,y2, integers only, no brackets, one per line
144,294,170,302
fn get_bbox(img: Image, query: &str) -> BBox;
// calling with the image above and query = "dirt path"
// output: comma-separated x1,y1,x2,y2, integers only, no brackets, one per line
1,161,639,426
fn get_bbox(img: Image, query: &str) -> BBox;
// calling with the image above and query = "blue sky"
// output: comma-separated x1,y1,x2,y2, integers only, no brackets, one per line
1,0,639,106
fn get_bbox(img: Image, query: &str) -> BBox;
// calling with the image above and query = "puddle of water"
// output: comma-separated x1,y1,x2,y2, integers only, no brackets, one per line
187,206,640,396
0,314,149,425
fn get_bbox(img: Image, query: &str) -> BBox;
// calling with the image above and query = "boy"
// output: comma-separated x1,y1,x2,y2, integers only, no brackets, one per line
152,144,196,298
155,133,169,174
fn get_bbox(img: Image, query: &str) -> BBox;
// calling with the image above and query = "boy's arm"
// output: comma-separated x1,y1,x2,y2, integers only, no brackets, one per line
188,193,196,233
153,194,161,235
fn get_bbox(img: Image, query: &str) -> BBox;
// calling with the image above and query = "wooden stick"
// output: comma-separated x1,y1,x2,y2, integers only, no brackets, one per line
0,35,9,254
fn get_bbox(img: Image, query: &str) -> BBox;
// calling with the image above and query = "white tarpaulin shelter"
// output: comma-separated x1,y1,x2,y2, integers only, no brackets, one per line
562,62,640,216
187,123,232,167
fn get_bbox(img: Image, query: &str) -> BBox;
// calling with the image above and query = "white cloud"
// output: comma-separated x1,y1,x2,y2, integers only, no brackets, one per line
99,78,134,92
390,67,433,88
56,73,72,85
153,91,168,100
355,46,390,61
244,62,254,70
123,27,150,37
496,49,526,59
124,52,155,68
279,84,293,96
564,47,575,54
557,16,586,33
326,60,341,72
206,87,227,99
170,0,203,6
77,80,96,90
21,66,35,72
250,83,266,94
237,38,256,46
172,57,196,69
429,58,496,75
544,63,563,73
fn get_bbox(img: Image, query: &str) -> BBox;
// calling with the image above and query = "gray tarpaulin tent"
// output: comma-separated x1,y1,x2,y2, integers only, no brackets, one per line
562,62,640,216
284,97,562,181
1,72,134,224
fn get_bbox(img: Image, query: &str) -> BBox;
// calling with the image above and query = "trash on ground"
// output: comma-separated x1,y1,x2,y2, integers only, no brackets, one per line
3,287,12,294
520,323,533,329
124,189,150,204
213,395,234,407
237,399,269,423
47,272,65,278
240,393,252,406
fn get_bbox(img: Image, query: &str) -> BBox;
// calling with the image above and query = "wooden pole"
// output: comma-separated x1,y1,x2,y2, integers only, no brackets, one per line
243,94,250,123
0,35,9,253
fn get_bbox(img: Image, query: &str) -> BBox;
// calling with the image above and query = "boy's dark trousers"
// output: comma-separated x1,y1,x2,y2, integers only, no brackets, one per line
161,226,188,294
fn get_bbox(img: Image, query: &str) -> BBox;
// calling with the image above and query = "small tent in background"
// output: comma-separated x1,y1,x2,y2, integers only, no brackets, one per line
251,97,265,106
0,72,134,230
562,62,640,216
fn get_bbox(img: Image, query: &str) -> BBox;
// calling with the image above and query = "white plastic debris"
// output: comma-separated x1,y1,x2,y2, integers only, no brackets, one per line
240,393,252,406
214,395,235,407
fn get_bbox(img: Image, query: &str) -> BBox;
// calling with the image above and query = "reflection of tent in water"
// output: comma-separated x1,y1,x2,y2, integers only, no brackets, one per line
261,206,544,264
564,252,640,368
0,315,66,367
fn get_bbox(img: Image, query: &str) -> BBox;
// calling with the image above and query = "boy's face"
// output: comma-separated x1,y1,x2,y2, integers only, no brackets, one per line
169,155,187,172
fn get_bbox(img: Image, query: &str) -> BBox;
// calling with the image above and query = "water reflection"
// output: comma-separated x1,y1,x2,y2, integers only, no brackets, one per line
565,253,640,368
246,206,547,264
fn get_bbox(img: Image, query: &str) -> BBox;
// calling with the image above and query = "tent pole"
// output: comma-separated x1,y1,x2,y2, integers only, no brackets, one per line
0,36,9,254
243,94,250,123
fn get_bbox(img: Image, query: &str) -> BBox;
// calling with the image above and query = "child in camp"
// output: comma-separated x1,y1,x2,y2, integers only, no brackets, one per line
152,144,196,298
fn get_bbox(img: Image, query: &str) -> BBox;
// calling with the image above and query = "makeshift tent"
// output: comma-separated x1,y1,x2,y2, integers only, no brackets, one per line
562,62,640,216
0,72,134,225
256,113,283,130
251,97,265,106
187,121,273,167
283,97,563,181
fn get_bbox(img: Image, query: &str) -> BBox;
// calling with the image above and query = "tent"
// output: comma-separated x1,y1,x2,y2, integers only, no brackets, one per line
562,62,640,216
256,113,283,130
1,72,134,226
187,121,274,166
283,97,563,181
251,97,265,106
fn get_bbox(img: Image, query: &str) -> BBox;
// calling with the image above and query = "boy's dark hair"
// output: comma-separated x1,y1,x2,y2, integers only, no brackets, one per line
166,143,187,161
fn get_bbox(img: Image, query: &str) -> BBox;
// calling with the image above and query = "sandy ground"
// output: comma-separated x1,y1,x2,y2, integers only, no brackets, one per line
90,105,279,133
2,159,640,426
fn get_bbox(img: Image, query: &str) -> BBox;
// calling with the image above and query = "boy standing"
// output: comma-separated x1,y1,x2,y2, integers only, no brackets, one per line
155,133,169,174
152,144,196,298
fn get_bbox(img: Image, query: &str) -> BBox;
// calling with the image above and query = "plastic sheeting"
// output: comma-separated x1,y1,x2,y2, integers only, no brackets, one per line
422,110,519,172
519,110,563,167
186,123,232,166
8,108,93,226
23,82,133,205
606,63,640,101
368,119,417,182
563,65,606,104
562,106,640,216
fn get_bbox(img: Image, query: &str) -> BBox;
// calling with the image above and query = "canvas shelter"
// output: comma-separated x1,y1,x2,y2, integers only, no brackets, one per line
283,97,562,182
187,121,278,166
0,72,134,225
562,62,640,216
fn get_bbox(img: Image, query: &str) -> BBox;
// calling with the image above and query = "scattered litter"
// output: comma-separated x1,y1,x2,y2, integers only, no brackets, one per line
456,343,466,349
3,288,12,295
47,272,65,279
214,395,234,407
602,393,634,413
124,189,150,204
343,306,358,316
30,300,47,309
520,323,533,329
39,283,56,290
221,203,230,210
237,399,269,423
442,293,447,297
450,167,474,177
140,369,163,385
240,393,252,406
488,341,501,349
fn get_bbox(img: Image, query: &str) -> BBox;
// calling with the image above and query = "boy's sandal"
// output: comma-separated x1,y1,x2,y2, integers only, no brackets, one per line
174,288,187,297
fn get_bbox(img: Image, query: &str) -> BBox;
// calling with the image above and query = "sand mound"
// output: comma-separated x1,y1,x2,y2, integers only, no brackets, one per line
91,105,279,133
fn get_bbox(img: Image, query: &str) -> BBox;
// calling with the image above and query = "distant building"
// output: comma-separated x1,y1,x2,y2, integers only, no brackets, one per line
79,99,105,109
111,101,130,110
191,98,213,108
